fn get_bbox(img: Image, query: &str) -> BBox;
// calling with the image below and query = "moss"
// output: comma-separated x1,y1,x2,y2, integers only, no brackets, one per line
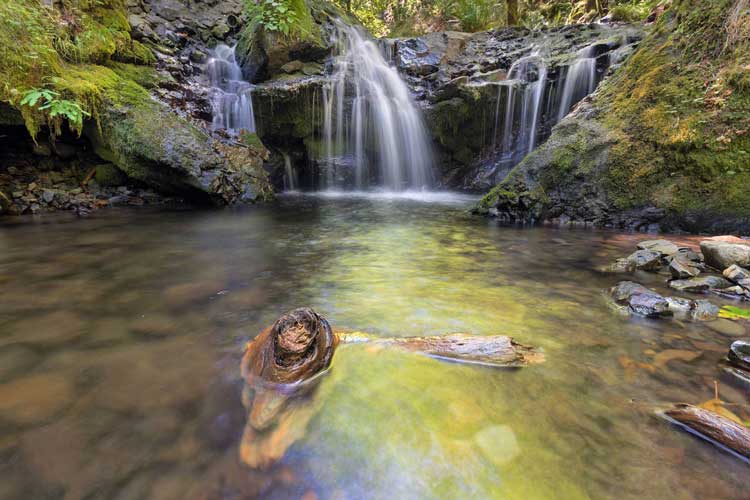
0,0,154,138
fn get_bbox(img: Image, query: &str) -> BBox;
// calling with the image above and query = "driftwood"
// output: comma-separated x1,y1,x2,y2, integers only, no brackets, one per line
661,403,750,463
238,307,543,468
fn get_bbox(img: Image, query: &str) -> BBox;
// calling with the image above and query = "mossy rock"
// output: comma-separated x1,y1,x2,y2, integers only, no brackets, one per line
478,0,750,232
94,163,129,187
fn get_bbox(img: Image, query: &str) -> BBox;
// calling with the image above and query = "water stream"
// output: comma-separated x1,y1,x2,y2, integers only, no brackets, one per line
207,44,256,134
318,21,434,191
1,197,748,499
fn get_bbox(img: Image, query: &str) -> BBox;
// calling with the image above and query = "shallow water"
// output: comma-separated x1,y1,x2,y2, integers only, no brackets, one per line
0,195,748,499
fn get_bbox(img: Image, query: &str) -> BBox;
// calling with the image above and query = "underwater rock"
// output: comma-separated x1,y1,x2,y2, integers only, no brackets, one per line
662,404,750,463
700,241,750,271
0,373,74,426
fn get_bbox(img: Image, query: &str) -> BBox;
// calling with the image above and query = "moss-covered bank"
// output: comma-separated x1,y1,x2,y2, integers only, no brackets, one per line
478,0,750,232
1,0,272,206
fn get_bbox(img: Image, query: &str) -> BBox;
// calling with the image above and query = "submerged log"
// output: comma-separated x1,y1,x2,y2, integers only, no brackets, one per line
238,308,543,468
661,403,750,463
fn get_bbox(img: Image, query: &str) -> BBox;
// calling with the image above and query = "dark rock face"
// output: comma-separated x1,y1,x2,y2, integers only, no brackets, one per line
668,276,733,293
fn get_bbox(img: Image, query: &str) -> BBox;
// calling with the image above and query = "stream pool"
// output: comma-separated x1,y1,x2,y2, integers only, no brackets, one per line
0,194,748,499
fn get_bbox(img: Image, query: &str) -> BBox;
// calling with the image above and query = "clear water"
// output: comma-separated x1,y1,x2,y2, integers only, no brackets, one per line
0,195,748,499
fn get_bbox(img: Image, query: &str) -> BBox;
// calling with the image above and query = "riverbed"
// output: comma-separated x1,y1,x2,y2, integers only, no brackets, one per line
0,194,747,499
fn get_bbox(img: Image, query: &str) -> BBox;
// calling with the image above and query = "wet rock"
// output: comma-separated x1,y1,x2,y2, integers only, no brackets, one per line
0,373,74,426
610,281,671,317
637,239,679,256
626,249,662,271
669,254,701,279
669,276,733,293
474,425,520,467
700,240,750,270
280,60,304,73
629,293,671,317
665,296,693,315
727,340,750,372
706,319,747,337
692,300,720,321
723,264,750,289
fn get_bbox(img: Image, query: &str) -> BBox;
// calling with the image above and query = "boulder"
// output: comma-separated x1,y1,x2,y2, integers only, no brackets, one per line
669,276,733,293
637,239,679,256
700,240,750,271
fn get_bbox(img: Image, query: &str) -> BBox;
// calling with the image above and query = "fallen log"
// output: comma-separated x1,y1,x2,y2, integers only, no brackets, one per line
238,307,543,468
660,403,750,463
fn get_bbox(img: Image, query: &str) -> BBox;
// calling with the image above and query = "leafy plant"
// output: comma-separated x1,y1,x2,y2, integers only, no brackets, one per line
719,305,750,320
19,87,90,136
246,0,300,36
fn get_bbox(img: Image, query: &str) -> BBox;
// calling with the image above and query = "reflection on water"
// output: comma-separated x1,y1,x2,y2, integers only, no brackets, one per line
0,196,748,499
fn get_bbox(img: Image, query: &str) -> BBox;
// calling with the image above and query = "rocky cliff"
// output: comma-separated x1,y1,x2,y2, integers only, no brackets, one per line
477,0,750,233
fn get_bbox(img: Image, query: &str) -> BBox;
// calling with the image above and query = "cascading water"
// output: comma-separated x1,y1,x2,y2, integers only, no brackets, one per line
494,52,547,164
282,153,299,191
206,44,256,134
557,46,598,122
489,44,608,170
318,21,434,191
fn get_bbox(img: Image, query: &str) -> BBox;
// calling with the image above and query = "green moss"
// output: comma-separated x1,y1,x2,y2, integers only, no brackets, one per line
0,0,155,138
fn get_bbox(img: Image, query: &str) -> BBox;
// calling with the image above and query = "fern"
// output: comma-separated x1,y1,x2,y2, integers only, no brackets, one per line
19,87,90,136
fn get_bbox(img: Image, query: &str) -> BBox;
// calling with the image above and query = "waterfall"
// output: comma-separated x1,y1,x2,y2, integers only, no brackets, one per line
318,21,434,191
282,153,299,191
495,53,547,162
557,46,598,122
206,44,256,134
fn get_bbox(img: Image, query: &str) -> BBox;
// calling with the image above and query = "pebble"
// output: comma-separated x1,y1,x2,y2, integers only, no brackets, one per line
0,345,40,381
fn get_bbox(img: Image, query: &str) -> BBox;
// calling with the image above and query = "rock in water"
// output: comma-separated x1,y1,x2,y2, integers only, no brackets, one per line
626,250,662,271
691,300,720,321
728,340,750,372
669,254,701,279
723,264,750,289
669,276,733,293
700,240,750,270
637,239,679,256
610,281,671,317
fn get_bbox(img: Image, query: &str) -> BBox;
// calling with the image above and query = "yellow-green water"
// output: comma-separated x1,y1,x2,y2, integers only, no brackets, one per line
0,194,747,499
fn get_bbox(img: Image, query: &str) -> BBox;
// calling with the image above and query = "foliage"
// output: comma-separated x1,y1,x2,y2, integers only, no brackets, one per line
245,0,316,38
20,88,90,136
332,0,661,36
719,305,750,320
